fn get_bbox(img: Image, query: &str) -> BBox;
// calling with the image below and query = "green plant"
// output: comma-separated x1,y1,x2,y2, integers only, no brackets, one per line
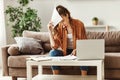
92,17,98,21
5,0,41,37
92,17,99,25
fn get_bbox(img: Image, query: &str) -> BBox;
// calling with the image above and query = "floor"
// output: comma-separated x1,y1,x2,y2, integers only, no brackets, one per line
0,68,26,80
0,68,115,80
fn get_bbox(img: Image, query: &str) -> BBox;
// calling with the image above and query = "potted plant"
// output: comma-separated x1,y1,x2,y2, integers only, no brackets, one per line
92,17,99,25
5,0,41,37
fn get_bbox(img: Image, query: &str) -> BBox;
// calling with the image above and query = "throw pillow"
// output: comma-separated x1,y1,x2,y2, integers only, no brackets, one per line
42,42,51,52
14,37,44,55
8,44,20,56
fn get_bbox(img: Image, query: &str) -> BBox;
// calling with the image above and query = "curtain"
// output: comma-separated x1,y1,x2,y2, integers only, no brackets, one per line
0,0,6,67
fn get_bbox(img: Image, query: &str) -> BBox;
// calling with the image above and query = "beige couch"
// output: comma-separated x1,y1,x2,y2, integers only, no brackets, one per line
2,30,120,80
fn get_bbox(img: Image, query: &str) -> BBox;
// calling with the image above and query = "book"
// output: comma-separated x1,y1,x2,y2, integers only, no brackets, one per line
51,8,62,27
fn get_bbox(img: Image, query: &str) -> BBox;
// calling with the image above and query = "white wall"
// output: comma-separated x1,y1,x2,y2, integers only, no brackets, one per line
5,0,120,44
0,0,6,67
66,0,120,26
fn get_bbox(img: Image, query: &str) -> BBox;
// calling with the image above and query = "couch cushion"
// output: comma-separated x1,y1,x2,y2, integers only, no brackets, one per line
106,46,120,52
22,30,50,43
86,31,120,46
22,31,120,53
42,42,51,52
86,31,104,39
104,31,120,46
105,53,120,68
8,53,74,70
23,31,120,46
8,53,49,68
8,55,29,68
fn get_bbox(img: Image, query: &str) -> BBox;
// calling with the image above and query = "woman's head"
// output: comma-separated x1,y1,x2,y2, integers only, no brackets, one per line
56,5,72,20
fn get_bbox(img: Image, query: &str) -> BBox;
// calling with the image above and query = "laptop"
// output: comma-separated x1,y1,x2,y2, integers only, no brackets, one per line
76,39,105,60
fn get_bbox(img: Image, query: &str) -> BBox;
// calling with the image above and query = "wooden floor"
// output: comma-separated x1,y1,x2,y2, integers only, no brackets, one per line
0,68,116,80
0,68,26,80
33,75,97,80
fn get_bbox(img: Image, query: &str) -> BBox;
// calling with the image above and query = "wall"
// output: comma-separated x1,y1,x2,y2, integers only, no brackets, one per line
0,0,6,67
4,0,120,44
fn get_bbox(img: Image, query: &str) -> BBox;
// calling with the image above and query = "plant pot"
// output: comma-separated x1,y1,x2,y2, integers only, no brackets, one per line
92,20,98,25
92,17,99,25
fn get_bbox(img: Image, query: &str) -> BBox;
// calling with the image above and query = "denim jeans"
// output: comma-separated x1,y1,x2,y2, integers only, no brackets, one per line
49,49,88,71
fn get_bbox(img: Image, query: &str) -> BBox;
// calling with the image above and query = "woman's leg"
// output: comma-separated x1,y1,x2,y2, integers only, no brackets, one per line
80,66,88,76
67,49,88,75
49,49,63,74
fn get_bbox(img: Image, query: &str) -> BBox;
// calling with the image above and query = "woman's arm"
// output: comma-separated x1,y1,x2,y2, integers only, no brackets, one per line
47,22,55,48
47,22,59,49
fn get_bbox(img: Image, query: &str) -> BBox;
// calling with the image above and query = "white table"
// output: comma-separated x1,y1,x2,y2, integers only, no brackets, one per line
26,58,104,80
33,75,96,80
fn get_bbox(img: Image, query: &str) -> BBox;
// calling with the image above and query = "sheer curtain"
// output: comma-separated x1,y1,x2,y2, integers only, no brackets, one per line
0,0,6,67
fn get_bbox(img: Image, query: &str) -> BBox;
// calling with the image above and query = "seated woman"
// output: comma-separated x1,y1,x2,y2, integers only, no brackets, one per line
48,5,88,75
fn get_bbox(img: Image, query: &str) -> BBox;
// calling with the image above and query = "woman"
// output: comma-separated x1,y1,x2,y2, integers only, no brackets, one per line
48,5,88,75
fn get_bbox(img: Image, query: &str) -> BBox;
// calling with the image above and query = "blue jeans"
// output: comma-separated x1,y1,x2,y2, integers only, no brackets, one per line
49,49,88,71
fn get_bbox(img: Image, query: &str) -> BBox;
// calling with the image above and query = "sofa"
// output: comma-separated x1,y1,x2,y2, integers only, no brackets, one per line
1,30,120,80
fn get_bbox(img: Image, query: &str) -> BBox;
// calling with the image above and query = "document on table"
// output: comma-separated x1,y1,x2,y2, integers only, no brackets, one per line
59,55,77,60
27,55,77,61
27,56,52,61
51,8,62,27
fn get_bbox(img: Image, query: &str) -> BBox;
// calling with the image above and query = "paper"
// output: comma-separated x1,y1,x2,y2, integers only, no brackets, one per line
27,56,52,61
51,8,62,27
27,55,77,61
59,55,77,60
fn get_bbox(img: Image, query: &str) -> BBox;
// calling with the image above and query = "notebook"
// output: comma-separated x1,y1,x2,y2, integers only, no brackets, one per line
76,39,105,60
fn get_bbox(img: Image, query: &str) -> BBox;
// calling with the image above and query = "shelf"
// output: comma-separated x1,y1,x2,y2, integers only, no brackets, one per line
85,25,108,28
85,25,110,31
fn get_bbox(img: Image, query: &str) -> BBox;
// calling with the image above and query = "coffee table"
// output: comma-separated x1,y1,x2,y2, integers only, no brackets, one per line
26,57,104,80
33,75,96,80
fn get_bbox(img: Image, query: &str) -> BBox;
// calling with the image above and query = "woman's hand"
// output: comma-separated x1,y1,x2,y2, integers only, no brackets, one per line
47,21,54,33
71,49,76,56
